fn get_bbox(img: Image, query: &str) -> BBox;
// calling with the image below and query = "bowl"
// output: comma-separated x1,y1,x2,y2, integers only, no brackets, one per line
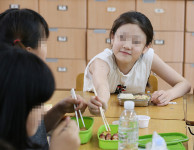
137,115,150,128
117,93,150,107
71,116,94,144
97,124,118,149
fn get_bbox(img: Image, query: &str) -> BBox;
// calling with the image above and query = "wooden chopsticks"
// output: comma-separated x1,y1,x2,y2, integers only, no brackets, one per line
71,88,85,128
93,85,111,131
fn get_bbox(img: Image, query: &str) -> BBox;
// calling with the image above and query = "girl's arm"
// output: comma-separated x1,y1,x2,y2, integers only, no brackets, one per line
151,54,191,106
88,58,110,115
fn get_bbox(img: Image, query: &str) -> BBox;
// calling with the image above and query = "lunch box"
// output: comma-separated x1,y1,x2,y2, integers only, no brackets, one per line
117,93,150,106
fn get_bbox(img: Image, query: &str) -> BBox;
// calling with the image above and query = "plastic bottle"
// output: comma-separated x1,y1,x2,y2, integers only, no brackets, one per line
118,101,139,150
146,131,168,150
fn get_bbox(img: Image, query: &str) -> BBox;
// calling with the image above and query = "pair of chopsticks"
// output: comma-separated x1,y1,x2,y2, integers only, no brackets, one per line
71,88,85,129
93,86,111,131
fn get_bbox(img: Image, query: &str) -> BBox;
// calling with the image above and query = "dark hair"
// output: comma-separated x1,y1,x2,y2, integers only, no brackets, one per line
110,11,153,46
0,139,15,150
0,8,49,49
0,47,55,149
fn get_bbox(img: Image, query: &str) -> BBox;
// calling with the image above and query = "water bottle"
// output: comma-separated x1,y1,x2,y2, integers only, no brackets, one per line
118,101,139,150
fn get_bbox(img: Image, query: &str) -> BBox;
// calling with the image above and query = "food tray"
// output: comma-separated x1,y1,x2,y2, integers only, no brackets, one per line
138,132,189,148
97,125,118,149
71,116,94,144
117,93,150,107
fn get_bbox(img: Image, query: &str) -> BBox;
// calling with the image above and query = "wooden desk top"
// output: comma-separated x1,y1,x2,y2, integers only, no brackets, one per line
47,90,184,120
78,117,186,150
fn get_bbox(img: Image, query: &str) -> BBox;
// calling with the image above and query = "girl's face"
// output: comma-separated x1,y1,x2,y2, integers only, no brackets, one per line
26,105,44,137
27,40,47,61
111,23,149,64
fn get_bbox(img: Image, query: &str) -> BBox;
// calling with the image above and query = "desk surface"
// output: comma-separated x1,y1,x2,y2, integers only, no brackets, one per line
47,90,184,120
79,117,186,150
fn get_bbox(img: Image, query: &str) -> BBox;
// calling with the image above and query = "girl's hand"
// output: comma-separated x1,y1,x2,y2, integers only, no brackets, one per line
151,90,171,106
58,95,87,114
88,96,108,115
50,116,80,150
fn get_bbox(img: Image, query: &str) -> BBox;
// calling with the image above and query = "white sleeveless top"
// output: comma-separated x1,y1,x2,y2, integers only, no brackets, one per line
83,48,154,94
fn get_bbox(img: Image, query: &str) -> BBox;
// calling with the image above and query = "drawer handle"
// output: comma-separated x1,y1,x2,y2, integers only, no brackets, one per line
154,40,164,45
58,67,67,72
105,38,110,44
191,64,194,67
57,5,68,11
9,4,20,9
143,0,156,3
192,33,194,36
155,8,165,13
57,36,67,42
46,58,58,62
107,7,116,12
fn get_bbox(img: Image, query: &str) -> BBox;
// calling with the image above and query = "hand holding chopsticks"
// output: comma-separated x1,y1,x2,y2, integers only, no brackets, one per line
71,88,85,129
93,85,111,131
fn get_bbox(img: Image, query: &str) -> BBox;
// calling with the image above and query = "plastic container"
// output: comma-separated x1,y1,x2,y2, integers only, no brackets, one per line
138,132,189,148
71,116,94,144
137,115,150,128
118,101,139,150
117,93,150,106
97,124,118,149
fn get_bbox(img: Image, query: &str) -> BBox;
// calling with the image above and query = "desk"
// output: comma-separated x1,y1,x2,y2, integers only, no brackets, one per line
47,90,184,120
46,91,193,149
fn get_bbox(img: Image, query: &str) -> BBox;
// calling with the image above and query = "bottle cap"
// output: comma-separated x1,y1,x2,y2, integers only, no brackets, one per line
124,101,134,110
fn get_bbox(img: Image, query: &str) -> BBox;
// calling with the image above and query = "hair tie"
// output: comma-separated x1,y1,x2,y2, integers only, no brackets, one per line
13,39,21,45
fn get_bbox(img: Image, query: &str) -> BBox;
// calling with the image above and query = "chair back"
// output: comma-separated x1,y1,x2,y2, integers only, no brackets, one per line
145,74,158,93
76,73,84,91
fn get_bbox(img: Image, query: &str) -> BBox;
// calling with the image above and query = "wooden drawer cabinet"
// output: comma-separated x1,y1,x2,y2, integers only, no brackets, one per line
39,0,86,28
88,0,135,29
155,63,183,90
184,63,194,92
153,31,184,63
185,32,194,63
137,0,184,31
0,0,38,12
47,28,86,59
186,0,194,32
87,29,111,60
46,59,86,89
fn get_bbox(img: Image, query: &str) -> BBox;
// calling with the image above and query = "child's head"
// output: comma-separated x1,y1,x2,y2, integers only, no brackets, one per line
110,11,153,47
0,47,55,149
0,8,49,60
109,11,153,64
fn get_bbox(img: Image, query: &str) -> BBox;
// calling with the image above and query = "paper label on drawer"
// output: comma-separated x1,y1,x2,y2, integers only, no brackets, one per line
107,7,116,12
155,8,165,13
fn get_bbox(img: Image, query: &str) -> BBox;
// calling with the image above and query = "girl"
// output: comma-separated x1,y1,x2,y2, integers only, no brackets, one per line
84,11,191,115
0,48,80,150
0,8,86,149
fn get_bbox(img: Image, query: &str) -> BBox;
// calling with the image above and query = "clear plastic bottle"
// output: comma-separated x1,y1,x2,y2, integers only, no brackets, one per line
118,101,139,150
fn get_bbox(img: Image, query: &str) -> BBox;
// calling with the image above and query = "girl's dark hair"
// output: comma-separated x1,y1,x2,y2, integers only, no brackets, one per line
0,47,55,149
110,11,153,46
0,8,49,49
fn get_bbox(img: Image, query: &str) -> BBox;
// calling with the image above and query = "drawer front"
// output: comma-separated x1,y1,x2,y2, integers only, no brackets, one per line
154,63,183,91
153,31,184,63
137,0,184,31
46,59,86,89
185,32,194,63
0,0,38,12
88,0,135,29
184,63,194,92
87,29,111,60
186,1,194,32
39,0,86,28
47,28,86,59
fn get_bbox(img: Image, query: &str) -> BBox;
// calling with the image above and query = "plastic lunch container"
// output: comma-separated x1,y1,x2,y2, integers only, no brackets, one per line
117,93,151,106
71,116,94,144
97,124,119,149
138,132,189,150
